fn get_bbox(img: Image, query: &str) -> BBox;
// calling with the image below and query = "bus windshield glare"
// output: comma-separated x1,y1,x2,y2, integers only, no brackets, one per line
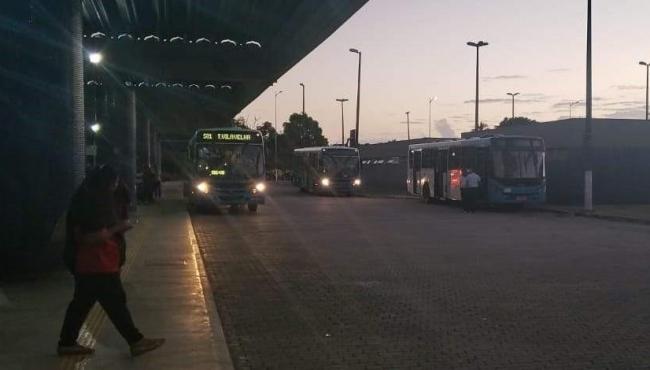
321,150,359,176
492,139,544,179
197,143,263,178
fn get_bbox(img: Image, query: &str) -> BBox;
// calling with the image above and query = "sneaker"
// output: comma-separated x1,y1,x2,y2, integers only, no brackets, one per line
130,337,165,357
57,343,95,356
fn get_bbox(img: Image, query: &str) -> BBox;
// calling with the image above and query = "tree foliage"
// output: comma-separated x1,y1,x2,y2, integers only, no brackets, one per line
497,116,538,128
274,113,328,169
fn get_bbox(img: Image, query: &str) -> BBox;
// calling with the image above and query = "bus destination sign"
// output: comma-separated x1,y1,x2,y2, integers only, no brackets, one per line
199,131,260,143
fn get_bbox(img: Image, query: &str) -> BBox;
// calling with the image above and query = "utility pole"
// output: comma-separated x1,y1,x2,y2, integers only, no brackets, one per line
274,90,283,182
299,82,305,114
640,61,649,120
428,97,436,137
569,100,581,119
350,48,362,146
467,41,489,131
336,98,349,145
507,92,520,119
584,0,593,211
405,111,411,142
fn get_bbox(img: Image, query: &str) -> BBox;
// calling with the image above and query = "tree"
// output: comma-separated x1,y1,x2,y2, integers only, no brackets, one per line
497,116,538,128
477,122,490,131
276,113,328,169
232,116,248,128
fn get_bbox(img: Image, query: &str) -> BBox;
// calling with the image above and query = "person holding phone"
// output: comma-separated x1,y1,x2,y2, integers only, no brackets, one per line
58,165,164,357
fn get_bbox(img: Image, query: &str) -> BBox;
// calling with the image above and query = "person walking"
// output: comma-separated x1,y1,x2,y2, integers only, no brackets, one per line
58,165,165,357
461,168,481,212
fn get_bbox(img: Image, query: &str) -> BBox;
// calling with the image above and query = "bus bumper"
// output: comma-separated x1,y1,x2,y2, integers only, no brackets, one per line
487,181,546,204
190,190,265,206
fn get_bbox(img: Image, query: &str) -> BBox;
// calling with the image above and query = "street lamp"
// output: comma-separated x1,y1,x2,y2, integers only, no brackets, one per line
405,111,411,142
467,41,489,131
584,0,593,211
640,61,649,120
349,48,362,146
274,90,283,182
299,83,305,115
428,97,438,138
90,123,101,133
88,52,103,64
569,100,581,119
507,92,520,119
336,98,349,145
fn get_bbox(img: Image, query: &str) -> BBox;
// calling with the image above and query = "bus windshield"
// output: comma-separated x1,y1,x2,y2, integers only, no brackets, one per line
322,151,359,176
492,150,544,179
196,143,263,178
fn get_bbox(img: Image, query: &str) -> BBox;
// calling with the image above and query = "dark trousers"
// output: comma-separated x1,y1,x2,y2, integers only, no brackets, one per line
59,274,143,346
461,188,479,212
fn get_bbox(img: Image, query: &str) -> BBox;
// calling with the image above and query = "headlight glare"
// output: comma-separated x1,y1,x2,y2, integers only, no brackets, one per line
255,182,266,192
321,178,330,187
353,178,362,186
196,182,209,193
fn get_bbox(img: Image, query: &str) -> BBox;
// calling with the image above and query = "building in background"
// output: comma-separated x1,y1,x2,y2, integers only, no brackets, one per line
360,138,453,194
462,119,650,204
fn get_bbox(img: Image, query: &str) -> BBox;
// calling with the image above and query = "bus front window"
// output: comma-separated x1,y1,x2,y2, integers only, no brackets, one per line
492,149,544,179
197,144,263,178
321,154,359,177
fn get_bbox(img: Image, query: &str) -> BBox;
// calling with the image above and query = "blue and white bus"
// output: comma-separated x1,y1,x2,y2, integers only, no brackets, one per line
185,127,266,212
407,136,546,205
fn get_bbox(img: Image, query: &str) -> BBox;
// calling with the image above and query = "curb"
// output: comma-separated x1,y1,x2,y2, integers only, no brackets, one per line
532,207,650,226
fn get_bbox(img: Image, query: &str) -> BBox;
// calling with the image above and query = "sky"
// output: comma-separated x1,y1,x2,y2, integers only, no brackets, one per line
238,0,650,144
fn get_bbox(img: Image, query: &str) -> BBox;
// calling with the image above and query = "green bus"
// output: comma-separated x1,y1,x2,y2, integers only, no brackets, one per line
291,146,362,195
185,127,266,212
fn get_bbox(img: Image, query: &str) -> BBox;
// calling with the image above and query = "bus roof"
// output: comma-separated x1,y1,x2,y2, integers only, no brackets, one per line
408,135,544,151
293,146,359,153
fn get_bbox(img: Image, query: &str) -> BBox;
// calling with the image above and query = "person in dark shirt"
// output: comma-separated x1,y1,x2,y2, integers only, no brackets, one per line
58,165,165,357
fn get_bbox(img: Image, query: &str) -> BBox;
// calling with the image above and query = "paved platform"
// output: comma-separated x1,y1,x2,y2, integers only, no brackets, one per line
193,183,650,370
0,183,233,370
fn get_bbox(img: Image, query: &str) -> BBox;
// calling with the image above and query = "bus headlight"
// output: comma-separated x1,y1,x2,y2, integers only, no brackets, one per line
255,182,266,192
321,178,330,187
353,178,362,186
196,182,209,194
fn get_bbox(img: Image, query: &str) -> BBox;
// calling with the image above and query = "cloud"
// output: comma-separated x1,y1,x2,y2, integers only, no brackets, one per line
434,119,456,138
600,100,644,107
603,106,646,119
612,85,645,90
484,75,527,81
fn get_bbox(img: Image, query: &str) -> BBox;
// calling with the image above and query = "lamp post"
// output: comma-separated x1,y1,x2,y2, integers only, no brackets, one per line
428,97,437,137
349,48,362,146
405,111,411,142
467,41,489,131
584,0,593,211
274,90,283,182
507,92,520,119
640,61,649,120
299,82,305,115
569,100,581,118
336,98,349,145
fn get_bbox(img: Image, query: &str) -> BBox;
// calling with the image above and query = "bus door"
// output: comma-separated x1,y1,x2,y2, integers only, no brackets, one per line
412,150,422,194
434,149,446,199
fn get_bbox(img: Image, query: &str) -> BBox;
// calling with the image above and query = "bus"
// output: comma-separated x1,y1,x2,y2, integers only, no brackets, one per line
185,127,266,212
407,135,546,205
292,146,362,195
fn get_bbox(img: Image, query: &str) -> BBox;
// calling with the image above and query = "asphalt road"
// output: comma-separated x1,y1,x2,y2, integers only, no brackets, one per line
191,183,650,370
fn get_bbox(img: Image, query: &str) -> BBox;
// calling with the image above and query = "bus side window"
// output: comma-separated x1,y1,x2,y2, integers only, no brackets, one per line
422,149,434,169
409,151,414,169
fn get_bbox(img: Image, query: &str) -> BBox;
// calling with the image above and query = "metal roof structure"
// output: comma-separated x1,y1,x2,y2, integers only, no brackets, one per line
82,0,368,136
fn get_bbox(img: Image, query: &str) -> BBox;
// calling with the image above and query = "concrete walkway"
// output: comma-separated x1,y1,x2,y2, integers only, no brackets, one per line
0,183,233,370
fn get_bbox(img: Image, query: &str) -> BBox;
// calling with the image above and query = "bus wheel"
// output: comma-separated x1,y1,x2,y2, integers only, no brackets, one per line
247,203,258,212
422,184,432,204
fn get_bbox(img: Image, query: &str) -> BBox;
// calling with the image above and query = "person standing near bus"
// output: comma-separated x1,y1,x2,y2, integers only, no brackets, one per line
58,165,165,357
461,168,481,212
